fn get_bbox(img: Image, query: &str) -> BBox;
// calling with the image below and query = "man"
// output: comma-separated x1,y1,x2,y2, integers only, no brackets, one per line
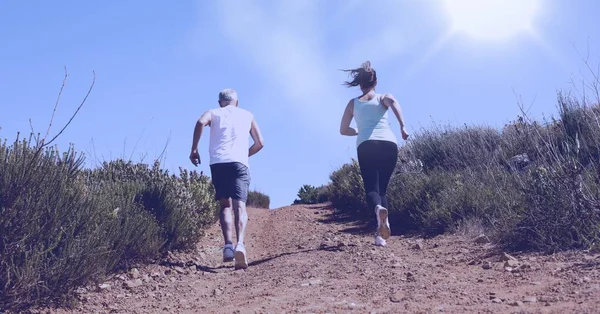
189,88,264,270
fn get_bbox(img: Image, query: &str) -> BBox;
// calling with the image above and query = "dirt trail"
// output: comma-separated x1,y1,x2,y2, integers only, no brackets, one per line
40,204,599,313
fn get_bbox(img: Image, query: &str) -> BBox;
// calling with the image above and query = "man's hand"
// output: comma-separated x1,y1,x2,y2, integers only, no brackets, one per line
189,149,200,166
401,126,410,141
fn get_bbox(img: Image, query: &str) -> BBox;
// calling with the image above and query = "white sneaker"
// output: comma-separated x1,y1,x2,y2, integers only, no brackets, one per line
375,235,387,246
376,205,391,240
234,243,248,270
222,244,234,262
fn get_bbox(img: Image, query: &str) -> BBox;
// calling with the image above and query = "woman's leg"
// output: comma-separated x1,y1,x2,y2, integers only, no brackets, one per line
357,141,381,210
378,141,399,209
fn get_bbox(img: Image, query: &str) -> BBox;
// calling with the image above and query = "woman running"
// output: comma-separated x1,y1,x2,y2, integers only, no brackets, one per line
339,61,409,246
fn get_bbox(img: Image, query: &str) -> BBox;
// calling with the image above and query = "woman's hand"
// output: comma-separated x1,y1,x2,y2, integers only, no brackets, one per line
401,126,409,140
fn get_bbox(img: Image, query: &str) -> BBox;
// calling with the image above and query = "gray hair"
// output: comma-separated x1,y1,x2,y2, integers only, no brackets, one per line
218,89,238,102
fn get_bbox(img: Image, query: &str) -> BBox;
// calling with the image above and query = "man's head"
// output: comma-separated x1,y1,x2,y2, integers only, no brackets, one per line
218,89,238,107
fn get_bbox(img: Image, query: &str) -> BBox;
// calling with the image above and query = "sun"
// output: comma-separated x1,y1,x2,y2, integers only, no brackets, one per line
442,0,540,41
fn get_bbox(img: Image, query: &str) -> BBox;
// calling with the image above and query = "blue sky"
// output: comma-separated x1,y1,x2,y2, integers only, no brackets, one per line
1,0,599,208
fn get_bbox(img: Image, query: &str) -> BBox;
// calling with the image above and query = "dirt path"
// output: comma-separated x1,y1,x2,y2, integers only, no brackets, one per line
39,204,599,313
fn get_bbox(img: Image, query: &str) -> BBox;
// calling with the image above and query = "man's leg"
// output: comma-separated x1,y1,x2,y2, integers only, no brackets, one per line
232,162,251,270
232,200,248,245
219,198,234,246
211,163,235,262
219,198,236,262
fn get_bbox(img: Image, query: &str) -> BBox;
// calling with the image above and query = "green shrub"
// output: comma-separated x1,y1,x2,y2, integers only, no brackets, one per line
408,125,502,172
0,137,219,311
328,160,366,216
293,184,329,205
246,190,270,209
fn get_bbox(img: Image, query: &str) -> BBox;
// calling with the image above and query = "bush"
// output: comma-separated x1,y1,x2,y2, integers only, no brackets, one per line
324,95,600,252
293,184,329,205
408,125,502,172
246,190,270,209
328,160,366,216
0,137,219,311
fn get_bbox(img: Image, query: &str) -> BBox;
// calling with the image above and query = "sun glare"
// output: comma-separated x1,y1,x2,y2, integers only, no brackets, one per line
442,0,540,41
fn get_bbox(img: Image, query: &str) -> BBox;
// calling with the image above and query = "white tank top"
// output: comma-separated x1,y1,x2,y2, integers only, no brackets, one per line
208,106,254,168
353,94,397,148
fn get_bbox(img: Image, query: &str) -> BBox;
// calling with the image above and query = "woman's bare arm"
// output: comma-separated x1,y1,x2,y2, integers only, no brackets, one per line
340,99,358,136
382,94,409,140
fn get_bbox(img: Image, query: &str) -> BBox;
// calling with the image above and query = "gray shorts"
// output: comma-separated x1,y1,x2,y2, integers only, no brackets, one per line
209,162,251,202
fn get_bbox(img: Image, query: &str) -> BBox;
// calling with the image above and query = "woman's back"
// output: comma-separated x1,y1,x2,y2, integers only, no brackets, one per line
353,94,397,147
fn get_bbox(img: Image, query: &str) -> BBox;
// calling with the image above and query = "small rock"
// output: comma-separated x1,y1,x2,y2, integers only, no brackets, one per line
467,260,477,266
150,272,161,278
130,268,140,279
406,272,416,282
390,292,404,303
98,283,112,291
583,276,591,283
509,301,524,307
492,298,503,303
123,279,143,289
392,263,403,269
411,242,424,250
212,288,223,296
482,262,492,270
301,279,322,287
297,244,306,249
505,260,519,268
523,296,537,303
530,281,542,285
502,253,518,262
474,234,490,244
309,279,322,286
174,266,186,274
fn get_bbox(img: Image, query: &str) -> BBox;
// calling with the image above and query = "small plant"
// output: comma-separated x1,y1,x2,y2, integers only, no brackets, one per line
293,184,329,204
246,190,270,209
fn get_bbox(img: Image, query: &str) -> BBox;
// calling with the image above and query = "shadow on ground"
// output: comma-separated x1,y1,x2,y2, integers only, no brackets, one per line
192,245,347,272
317,206,418,237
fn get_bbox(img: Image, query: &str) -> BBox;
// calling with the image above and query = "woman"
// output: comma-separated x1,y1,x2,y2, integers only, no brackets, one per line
339,61,409,247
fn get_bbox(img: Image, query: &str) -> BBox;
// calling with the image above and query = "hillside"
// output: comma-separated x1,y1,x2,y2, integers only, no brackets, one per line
28,204,600,314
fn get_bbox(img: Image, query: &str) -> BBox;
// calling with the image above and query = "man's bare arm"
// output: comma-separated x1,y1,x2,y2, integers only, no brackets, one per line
190,111,211,166
340,99,358,136
249,118,264,157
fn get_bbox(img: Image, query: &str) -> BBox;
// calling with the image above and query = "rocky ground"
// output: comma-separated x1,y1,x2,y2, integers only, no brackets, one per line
29,204,600,313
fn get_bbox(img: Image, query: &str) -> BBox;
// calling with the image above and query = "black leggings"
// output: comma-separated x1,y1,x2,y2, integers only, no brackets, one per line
357,140,398,210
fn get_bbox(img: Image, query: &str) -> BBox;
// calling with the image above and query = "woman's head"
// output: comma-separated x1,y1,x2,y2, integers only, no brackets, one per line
342,61,377,90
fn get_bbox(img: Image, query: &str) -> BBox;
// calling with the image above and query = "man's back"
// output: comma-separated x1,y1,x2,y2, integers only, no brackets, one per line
208,105,254,168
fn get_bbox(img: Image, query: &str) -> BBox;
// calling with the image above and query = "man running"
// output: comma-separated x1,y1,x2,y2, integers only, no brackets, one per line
189,88,264,270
